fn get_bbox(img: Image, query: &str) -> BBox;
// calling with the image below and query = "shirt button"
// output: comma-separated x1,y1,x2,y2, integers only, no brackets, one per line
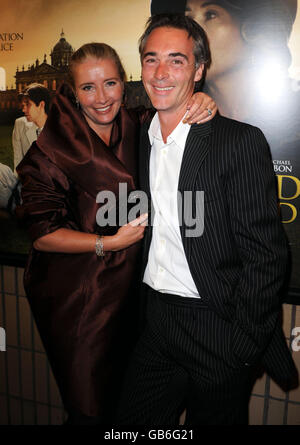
159,267,164,274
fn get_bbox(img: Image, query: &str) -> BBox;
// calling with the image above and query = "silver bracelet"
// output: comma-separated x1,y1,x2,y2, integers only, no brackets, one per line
95,235,105,257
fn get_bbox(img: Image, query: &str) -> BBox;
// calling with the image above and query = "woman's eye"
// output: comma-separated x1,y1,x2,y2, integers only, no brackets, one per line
205,10,217,21
82,85,93,91
106,81,117,87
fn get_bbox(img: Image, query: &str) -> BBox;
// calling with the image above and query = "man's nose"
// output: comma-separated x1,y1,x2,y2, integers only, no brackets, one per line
154,61,169,80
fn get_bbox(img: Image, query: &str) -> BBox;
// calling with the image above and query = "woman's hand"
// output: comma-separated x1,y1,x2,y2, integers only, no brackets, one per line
183,92,217,124
107,213,148,252
33,214,148,255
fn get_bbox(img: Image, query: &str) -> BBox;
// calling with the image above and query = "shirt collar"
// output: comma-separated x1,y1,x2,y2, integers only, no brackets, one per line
148,112,191,151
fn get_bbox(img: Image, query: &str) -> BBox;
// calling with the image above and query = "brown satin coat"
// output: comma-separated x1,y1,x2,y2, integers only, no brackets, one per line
17,83,150,418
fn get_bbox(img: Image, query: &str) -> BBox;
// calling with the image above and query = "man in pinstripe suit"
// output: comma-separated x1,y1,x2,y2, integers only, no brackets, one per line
117,14,297,425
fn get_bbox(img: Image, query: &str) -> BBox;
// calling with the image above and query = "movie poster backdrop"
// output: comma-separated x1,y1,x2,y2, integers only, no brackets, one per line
0,0,299,302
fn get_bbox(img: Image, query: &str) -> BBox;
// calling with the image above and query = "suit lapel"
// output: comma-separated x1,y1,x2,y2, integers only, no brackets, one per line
178,120,212,191
25,122,38,145
178,118,214,262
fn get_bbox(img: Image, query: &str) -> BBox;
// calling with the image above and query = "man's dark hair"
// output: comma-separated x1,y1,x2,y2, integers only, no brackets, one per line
151,0,186,15
139,13,211,72
21,83,51,115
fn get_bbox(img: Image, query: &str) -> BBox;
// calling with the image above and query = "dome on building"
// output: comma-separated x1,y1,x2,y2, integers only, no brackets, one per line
51,30,74,68
53,30,73,52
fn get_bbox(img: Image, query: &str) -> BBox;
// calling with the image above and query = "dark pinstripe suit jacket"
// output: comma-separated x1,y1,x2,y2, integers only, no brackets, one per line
139,113,297,386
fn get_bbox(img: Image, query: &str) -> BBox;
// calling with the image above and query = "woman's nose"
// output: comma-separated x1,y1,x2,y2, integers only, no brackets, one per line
96,86,107,103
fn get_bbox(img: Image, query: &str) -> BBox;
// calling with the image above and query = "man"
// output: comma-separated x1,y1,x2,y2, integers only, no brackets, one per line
117,14,296,425
13,83,50,172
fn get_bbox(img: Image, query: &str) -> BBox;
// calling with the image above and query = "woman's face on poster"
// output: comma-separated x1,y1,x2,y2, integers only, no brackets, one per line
186,0,247,81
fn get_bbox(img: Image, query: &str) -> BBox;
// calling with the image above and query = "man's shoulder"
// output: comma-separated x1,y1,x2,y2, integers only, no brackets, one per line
213,114,263,137
14,116,36,131
14,116,27,129
210,115,270,161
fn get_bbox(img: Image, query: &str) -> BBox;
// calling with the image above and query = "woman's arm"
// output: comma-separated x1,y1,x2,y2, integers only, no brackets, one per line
133,92,217,125
33,214,148,253
18,146,147,255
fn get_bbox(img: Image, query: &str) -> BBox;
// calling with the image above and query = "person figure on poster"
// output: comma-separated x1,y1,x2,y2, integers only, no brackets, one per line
0,84,50,210
15,83,50,163
16,42,216,424
117,13,295,425
183,0,298,140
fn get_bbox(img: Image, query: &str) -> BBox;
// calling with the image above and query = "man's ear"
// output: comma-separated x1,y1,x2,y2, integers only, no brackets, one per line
194,63,204,82
39,100,45,111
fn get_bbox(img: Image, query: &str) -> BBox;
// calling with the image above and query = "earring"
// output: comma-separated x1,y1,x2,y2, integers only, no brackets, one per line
75,96,80,109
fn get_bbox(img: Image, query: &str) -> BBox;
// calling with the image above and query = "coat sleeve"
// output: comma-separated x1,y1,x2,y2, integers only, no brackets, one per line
17,145,75,242
227,125,288,366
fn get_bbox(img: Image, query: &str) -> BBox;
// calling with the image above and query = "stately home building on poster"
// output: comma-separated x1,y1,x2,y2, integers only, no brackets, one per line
0,31,73,112
0,30,149,117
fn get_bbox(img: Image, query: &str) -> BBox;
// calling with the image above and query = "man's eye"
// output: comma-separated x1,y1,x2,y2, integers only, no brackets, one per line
172,59,184,65
145,58,156,64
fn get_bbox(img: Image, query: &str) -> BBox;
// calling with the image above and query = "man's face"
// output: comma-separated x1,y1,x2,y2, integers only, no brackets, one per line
141,26,203,118
21,98,42,124
186,0,246,81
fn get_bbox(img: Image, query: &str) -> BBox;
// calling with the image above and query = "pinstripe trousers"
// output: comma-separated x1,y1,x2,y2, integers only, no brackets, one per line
117,287,254,425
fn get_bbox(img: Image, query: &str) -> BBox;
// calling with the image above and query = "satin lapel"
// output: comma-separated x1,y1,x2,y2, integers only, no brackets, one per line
139,122,152,261
139,123,151,197
178,119,213,262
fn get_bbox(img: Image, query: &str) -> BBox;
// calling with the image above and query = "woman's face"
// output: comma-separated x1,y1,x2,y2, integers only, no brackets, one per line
73,57,124,130
186,0,247,81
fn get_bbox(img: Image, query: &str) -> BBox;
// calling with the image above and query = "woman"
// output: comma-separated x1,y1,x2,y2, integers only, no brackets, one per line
184,1,297,127
17,42,216,424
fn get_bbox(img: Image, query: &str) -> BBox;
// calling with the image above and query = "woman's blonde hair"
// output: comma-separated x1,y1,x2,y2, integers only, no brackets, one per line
69,42,127,86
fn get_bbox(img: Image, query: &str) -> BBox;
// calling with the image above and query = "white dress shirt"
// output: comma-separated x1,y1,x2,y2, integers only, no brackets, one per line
143,113,200,298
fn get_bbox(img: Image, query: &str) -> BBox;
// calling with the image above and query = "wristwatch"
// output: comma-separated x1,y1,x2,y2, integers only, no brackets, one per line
95,235,105,257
